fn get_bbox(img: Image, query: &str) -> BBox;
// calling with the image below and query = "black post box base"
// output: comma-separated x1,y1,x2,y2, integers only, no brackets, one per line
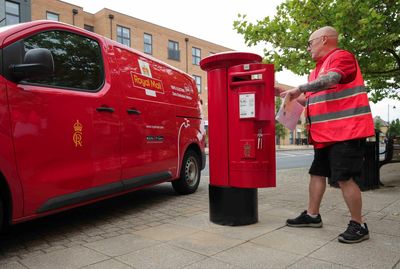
209,184,258,226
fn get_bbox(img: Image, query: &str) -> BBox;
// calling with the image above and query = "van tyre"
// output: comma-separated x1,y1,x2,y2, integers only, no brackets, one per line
172,150,201,194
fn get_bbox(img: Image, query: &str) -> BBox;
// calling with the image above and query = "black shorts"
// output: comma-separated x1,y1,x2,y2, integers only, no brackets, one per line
309,139,366,183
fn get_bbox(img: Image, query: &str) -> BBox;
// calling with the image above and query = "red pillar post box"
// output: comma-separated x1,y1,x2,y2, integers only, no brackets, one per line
200,52,276,226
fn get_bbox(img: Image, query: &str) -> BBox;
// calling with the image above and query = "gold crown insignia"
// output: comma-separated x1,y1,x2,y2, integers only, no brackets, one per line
74,120,83,132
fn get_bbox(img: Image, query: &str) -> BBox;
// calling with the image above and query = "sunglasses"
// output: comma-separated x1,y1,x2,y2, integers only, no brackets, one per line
307,35,337,48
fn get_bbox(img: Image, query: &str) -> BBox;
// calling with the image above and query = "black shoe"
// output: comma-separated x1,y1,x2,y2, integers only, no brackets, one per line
338,220,369,243
286,210,323,228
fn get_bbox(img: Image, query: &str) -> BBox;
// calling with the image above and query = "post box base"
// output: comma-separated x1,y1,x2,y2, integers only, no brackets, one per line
209,185,258,226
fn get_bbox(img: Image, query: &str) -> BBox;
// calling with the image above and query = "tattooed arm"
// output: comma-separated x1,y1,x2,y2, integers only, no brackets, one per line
280,71,342,102
298,72,342,93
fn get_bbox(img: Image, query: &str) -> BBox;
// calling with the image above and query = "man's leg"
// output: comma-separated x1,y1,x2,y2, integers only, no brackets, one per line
286,147,329,228
337,177,369,243
286,174,325,227
331,140,369,243
338,178,362,224
308,175,326,215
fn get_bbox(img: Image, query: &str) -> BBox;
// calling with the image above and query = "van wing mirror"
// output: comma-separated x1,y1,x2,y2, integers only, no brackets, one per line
9,48,54,81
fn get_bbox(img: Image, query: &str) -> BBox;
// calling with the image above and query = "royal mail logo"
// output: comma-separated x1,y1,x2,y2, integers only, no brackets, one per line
131,72,164,93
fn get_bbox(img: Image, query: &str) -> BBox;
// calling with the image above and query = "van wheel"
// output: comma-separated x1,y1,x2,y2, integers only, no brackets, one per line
172,150,200,194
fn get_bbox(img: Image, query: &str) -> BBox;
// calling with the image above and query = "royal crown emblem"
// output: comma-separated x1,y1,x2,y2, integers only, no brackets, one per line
244,143,251,158
73,120,83,147
74,120,83,132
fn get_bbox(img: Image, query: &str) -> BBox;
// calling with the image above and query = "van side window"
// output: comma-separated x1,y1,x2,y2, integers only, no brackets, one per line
23,30,104,91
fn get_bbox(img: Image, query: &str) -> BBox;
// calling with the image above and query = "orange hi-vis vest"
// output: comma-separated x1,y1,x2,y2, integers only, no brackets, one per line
305,50,375,143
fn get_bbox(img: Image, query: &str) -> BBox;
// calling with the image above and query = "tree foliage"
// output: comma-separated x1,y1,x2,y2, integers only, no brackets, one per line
388,119,400,137
374,118,383,131
233,0,400,103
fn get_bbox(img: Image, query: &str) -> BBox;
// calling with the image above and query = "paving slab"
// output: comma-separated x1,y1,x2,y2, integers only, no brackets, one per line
132,223,199,242
287,257,355,269
19,246,108,269
366,218,400,237
84,234,159,256
82,259,133,269
250,225,339,255
310,240,400,269
182,257,242,269
213,242,302,269
170,230,244,256
116,244,206,269
0,261,27,269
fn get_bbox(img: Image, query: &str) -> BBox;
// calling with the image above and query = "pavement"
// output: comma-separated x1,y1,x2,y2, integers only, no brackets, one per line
0,158,399,268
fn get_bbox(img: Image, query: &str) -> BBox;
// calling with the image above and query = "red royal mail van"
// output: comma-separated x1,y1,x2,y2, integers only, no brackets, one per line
0,20,206,230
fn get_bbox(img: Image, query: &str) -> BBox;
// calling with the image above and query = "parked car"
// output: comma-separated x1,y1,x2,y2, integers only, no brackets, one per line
0,20,206,230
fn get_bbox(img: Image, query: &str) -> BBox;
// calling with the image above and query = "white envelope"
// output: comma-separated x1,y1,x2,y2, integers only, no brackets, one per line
275,94,304,130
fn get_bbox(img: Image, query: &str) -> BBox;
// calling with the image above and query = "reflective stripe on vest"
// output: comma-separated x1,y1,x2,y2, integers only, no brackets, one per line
307,105,371,124
308,85,366,105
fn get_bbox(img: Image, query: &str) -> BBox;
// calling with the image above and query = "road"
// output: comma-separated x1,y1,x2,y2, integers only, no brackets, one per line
202,149,313,176
276,149,314,169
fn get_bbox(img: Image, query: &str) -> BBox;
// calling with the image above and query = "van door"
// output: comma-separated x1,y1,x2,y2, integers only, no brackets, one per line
4,29,122,215
113,47,176,186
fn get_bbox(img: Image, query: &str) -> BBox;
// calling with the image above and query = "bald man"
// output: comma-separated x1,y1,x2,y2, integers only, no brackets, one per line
280,26,375,243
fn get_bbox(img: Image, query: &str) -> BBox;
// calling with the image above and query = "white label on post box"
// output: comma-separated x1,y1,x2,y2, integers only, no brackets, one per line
239,93,255,119
251,74,263,80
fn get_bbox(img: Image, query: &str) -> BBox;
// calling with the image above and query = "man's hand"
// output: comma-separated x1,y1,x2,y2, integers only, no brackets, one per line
274,86,285,97
280,87,302,101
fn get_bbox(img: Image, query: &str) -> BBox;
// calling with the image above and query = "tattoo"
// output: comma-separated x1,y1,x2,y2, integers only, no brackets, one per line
299,72,342,93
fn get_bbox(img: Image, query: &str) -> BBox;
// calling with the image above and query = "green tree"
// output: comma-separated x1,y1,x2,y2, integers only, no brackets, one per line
275,97,287,145
374,118,383,131
233,0,400,103
387,119,400,137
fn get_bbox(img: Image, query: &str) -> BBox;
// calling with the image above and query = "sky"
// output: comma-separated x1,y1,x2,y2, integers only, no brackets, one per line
62,0,400,122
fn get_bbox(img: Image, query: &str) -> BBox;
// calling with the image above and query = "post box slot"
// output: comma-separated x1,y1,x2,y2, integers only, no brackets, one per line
232,75,252,82
230,80,265,87
229,69,267,87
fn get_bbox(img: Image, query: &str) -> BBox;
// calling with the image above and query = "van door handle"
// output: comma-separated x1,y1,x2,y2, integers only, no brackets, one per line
96,106,114,113
127,109,141,115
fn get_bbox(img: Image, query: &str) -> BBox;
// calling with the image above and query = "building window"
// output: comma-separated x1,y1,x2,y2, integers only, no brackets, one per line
84,24,94,32
168,40,180,61
144,33,152,54
192,47,201,65
5,1,20,25
46,11,59,21
117,25,131,47
193,75,202,93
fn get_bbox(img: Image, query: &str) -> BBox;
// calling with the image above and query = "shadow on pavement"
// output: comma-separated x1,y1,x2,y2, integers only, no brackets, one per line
0,183,178,251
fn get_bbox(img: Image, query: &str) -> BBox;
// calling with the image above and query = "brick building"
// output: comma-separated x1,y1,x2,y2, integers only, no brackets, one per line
1,0,233,120
1,0,307,145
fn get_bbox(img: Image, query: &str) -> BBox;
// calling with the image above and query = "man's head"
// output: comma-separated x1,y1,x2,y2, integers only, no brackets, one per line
307,26,339,61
